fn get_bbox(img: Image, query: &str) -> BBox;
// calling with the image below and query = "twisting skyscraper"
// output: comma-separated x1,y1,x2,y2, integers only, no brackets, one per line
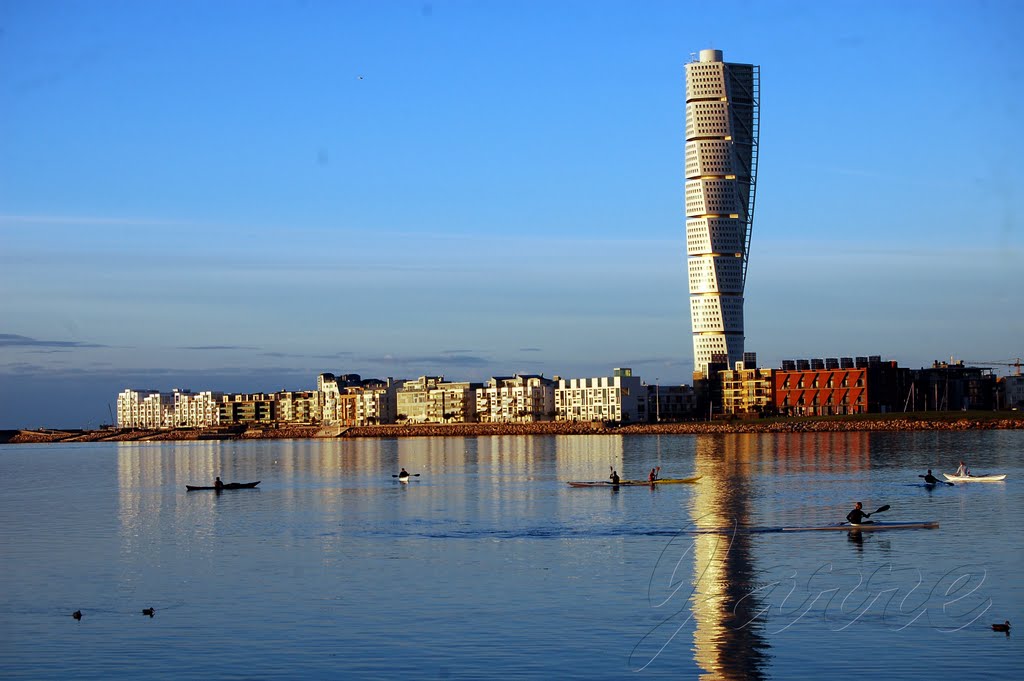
684,49,759,374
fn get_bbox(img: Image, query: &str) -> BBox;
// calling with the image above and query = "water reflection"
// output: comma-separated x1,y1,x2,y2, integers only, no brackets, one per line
688,434,771,681
554,435,625,480
759,431,872,473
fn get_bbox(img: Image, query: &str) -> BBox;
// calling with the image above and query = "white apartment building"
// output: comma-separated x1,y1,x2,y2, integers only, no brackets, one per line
397,376,444,423
427,381,479,423
396,377,481,423
276,390,321,424
318,373,405,425
172,389,224,427
476,375,555,422
685,48,759,374
354,380,404,425
116,389,174,429
556,368,646,423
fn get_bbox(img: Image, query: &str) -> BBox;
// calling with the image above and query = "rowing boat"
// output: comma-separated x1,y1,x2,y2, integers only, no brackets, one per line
186,481,261,491
942,473,1006,482
779,521,939,532
567,475,702,487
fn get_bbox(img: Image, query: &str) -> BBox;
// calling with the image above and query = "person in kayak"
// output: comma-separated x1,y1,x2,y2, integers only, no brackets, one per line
919,469,942,484
846,502,874,525
399,468,409,479
956,461,970,477
609,470,620,485
648,468,658,483
214,476,224,490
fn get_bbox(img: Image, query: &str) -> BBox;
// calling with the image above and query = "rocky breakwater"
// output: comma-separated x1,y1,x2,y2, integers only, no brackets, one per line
345,421,614,439
4,413,1022,444
617,416,1024,434
345,416,1024,438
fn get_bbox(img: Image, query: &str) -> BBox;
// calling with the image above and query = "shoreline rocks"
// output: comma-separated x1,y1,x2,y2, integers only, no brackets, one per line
3,413,1023,444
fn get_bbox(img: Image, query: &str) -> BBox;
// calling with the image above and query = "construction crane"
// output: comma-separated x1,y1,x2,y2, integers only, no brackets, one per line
962,358,1023,376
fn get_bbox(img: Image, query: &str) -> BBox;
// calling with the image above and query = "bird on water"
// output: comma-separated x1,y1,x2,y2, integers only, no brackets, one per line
72,610,82,620
991,620,1011,633
142,607,155,617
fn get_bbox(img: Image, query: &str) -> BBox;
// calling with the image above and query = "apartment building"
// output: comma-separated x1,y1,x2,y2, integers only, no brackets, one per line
395,376,482,423
1003,374,1024,410
719,367,773,415
355,380,404,425
476,375,555,423
219,393,277,425
774,367,867,416
327,379,404,426
172,389,224,427
648,383,698,422
396,376,444,423
774,356,912,416
556,368,646,423
427,381,480,423
318,373,364,424
116,389,174,429
276,390,321,424
906,361,996,411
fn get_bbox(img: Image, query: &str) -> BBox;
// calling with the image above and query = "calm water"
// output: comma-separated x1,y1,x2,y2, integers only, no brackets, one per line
1,432,1021,680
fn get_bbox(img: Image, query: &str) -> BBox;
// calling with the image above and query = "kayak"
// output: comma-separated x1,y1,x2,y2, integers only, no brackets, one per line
186,481,261,491
780,521,939,532
942,473,1006,482
567,475,702,487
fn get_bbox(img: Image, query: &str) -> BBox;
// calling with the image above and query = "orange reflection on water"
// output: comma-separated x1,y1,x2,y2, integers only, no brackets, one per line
688,434,770,680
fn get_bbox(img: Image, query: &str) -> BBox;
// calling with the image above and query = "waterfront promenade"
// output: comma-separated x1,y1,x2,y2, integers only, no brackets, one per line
3,411,1023,444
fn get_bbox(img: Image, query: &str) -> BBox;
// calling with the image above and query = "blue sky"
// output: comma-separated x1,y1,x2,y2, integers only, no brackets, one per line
1,0,1022,428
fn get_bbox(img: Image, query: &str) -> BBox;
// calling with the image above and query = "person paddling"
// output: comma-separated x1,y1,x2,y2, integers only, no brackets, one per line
609,470,620,485
956,460,971,477
399,467,410,479
919,469,941,484
648,467,659,483
214,476,224,491
846,502,874,525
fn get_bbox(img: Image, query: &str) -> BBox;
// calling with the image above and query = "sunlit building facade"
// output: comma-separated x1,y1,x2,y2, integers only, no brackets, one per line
476,374,556,423
719,367,773,415
116,388,173,428
172,389,224,427
219,393,277,424
555,368,646,423
685,49,760,374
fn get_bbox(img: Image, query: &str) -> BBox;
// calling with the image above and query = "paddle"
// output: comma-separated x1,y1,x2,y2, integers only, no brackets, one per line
869,505,890,516
392,473,421,477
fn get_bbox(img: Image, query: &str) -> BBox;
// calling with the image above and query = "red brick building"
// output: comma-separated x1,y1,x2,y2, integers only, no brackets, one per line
773,368,867,416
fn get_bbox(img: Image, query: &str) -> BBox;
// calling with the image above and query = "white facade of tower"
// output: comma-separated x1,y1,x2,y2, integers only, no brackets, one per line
684,49,759,374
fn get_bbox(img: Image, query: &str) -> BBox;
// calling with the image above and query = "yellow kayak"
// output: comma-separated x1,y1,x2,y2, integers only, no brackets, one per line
567,475,702,487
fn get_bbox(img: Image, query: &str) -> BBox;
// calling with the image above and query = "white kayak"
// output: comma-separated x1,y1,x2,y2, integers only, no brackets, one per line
942,473,1006,482
780,521,939,532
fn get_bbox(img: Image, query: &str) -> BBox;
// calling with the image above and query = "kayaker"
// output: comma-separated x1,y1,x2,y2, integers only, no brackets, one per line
919,469,941,484
609,470,620,485
648,468,658,483
846,502,873,525
956,461,970,477
399,468,409,479
214,476,224,490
